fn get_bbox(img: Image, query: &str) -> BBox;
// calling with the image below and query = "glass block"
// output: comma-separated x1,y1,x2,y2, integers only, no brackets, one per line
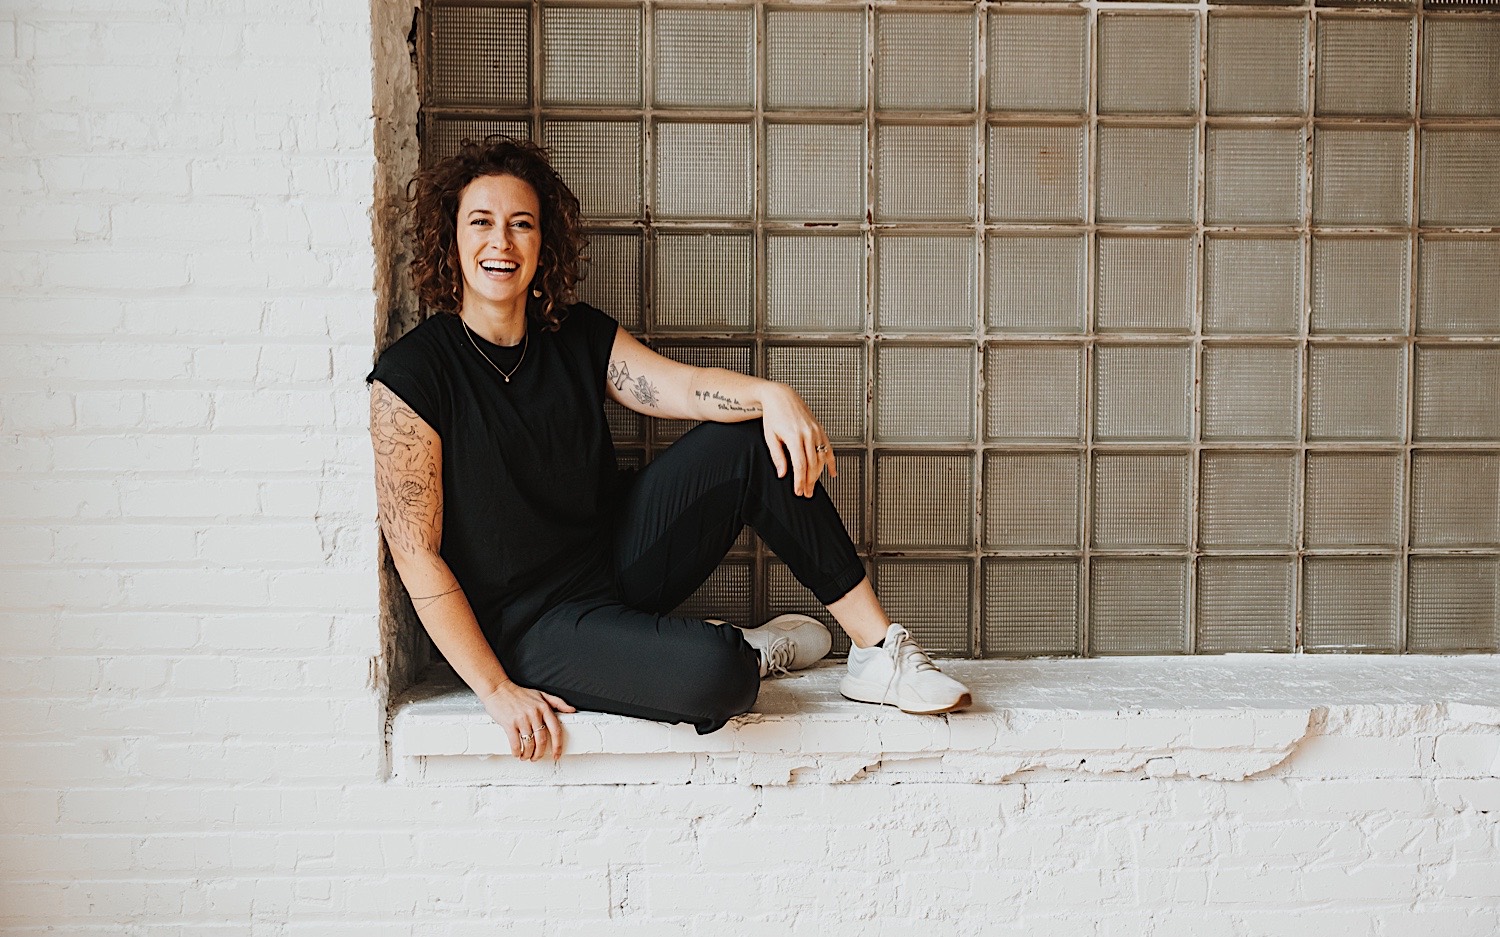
984,559,1081,657
654,122,752,219
983,452,1082,550
1302,556,1399,652
1408,557,1498,652
1420,131,1500,227
1097,127,1197,224
766,123,864,222
987,124,1086,223
823,451,865,548
653,7,753,109
876,11,976,112
1091,452,1191,550
577,233,640,331
874,559,971,656
987,236,1087,334
1411,451,1500,548
425,118,530,166
1311,237,1410,335
1307,345,1405,441
767,9,865,111
605,399,643,445
653,234,752,333
1200,451,1298,549
876,453,974,549
875,125,977,222
1089,558,1189,656
1205,129,1305,226
766,345,866,444
767,559,851,658
1414,345,1500,441
1418,239,1500,336
544,121,641,220
1304,451,1403,549
987,11,1088,113
431,5,528,107
616,447,645,473
1096,236,1194,333
1315,18,1414,116
1094,344,1194,442
1204,237,1303,336
766,236,864,334
652,344,753,443
542,6,640,106
1097,13,1199,115
672,559,753,627
875,344,975,443
985,344,1084,441
1207,14,1308,116
876,236,975,334
1202,344,1300,441
1196,557,1295,653
1422,21,1500,117
1312,128,1412,226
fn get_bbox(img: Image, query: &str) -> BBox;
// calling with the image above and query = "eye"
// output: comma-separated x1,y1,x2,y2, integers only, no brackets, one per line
470,218,490,226
513,220,534,230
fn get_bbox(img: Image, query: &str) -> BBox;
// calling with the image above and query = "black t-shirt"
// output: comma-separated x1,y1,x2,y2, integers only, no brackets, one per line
365,303,622,659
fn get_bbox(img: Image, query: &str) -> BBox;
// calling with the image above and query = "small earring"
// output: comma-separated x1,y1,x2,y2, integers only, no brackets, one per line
532,288,542,298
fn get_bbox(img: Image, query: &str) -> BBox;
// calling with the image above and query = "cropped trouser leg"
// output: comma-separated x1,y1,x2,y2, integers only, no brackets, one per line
503,419,867,734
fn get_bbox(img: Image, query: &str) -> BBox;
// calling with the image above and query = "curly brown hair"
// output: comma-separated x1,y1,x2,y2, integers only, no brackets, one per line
406,135,585,330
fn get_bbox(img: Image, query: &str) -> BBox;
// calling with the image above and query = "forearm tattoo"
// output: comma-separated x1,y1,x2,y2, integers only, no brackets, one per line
608,359,660,408
694,388,760,415
370,383,442,556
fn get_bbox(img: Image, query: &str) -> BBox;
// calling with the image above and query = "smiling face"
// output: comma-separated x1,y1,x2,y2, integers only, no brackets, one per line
453,173,543,317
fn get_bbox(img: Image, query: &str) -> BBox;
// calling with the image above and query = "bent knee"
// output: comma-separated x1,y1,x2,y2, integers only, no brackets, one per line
677,629,760,723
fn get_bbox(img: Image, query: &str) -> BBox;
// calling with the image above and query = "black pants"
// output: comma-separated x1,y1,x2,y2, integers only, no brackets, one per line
500,419,867,734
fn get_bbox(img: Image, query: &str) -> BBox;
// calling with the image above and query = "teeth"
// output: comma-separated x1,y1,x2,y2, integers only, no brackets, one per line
480,261,517,272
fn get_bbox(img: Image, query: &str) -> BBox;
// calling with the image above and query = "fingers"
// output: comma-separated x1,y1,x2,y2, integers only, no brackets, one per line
541,706,565,763
763,428,788,480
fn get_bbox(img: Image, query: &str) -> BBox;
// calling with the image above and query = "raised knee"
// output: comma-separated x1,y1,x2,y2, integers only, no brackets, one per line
682,631,760,723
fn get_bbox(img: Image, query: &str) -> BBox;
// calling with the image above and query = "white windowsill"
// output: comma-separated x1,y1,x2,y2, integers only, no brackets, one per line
390,655,1500,786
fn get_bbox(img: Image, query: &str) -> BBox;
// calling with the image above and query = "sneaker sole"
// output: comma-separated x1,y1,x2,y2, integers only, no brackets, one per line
838,676,973,715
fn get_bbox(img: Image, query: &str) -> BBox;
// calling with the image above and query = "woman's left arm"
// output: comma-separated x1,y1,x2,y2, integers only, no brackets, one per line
604,326,836,497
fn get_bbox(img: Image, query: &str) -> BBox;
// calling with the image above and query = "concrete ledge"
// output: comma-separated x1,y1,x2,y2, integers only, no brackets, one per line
390,655,1500,786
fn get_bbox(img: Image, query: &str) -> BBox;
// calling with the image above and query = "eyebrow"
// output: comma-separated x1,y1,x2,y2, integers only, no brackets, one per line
465,209,536,218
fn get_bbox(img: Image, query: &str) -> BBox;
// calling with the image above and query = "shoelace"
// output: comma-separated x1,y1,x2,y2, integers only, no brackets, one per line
763,636,797,678
880,625,938,704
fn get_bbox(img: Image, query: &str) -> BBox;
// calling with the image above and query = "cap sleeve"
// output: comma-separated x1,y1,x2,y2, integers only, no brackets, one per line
366,332,448,436
568,301,622,384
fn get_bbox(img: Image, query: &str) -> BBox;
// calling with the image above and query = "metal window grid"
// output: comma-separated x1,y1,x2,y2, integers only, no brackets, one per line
418,0,1500,658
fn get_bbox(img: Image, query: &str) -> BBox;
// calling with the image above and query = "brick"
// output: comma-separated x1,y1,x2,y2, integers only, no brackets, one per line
197,523,326,566
54,523,197,564
50,433,194,472
0,392,75,433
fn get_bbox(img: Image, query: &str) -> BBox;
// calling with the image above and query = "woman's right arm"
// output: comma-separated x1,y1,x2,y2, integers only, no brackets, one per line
369,380,574,761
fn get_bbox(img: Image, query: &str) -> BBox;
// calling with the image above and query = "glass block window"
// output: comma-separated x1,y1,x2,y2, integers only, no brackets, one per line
420,0,1500,657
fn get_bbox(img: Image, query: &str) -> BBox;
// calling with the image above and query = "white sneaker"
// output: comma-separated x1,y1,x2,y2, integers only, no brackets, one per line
840,622,973,714
725,613,833,678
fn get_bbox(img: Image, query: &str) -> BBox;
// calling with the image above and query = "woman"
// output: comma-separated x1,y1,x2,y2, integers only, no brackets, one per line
367,136,972,764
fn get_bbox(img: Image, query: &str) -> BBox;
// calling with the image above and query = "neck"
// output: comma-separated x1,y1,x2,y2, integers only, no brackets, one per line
459,295,528,346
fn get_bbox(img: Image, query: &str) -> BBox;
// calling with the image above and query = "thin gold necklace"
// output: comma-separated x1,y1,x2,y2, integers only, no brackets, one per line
462,317,529,383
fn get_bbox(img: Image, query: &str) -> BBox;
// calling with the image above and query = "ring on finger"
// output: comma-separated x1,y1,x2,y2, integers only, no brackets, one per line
815,443,829,453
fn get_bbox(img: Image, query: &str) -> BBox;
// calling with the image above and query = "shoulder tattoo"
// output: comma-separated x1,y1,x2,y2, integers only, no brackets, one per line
370,382,442,555
608,359,660,409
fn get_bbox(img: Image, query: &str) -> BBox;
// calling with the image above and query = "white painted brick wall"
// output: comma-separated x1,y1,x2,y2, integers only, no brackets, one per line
3,1,1499,934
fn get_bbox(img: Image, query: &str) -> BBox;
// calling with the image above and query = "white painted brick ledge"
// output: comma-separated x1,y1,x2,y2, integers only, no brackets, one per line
392,656,1500,788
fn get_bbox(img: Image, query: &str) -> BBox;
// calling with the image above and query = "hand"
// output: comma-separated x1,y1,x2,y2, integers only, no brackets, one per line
478,681,577,763
760,383,837,498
